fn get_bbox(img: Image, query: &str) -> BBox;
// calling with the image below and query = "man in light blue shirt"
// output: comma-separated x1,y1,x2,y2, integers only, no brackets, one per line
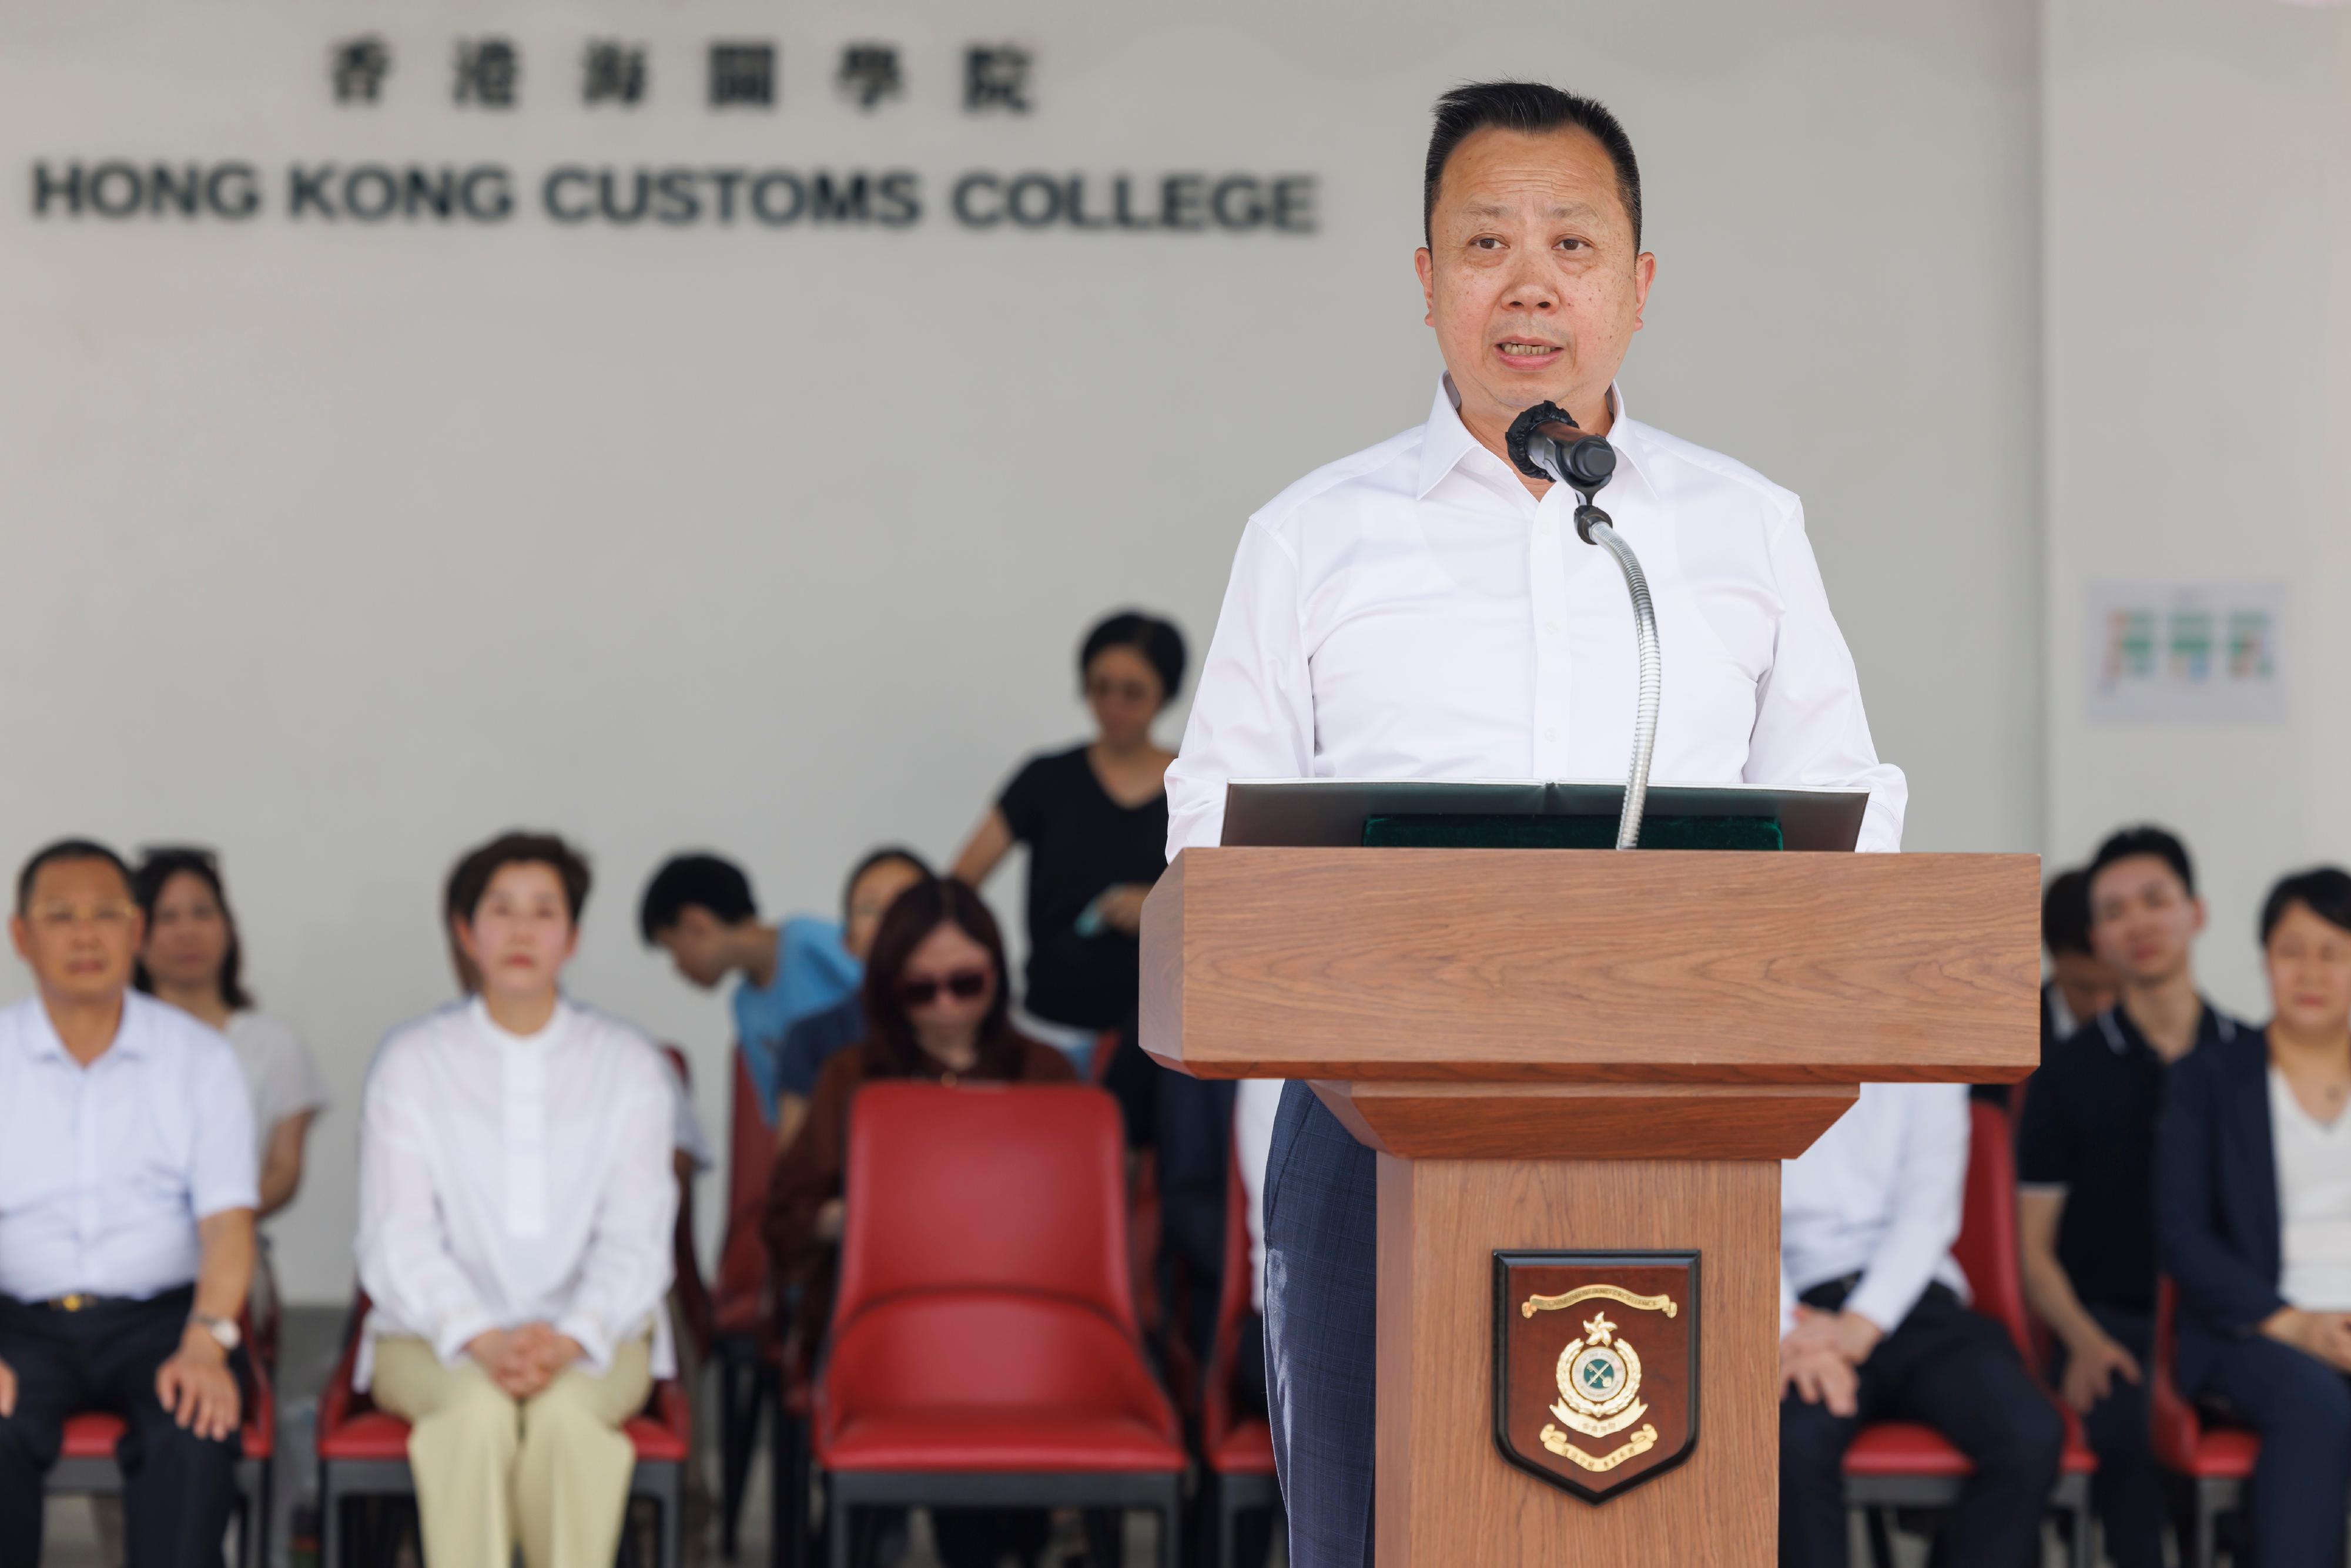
0,839,257,1568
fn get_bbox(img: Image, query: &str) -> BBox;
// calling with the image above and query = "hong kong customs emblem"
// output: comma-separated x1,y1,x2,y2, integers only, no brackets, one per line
1492,1251,1699,1503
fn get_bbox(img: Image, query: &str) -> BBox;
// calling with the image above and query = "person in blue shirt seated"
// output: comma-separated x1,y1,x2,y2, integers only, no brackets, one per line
0,839,257,1568
2158,866,2351,1568
768,846,930,1151
637,852,860,1135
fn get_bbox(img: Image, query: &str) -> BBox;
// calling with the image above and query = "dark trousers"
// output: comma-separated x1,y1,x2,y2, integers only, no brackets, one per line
2056,1304,2165,1568
1779,1284,2064,1568
0,1288,242,1568
2195,1334,2351,1568
1262,1081,1377,1568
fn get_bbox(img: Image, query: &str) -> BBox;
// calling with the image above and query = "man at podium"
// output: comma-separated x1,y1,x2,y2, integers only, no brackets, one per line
1166,81,1907,1566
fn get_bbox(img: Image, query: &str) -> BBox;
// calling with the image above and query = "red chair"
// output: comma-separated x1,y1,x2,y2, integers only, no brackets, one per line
1841,1100,2097,1568
315,1291,691,1568
714,1045,779,1560
813,1082,1186,1568
46,1340,276,1568
2150,1278,2258,1568
1201,1147,1280,1567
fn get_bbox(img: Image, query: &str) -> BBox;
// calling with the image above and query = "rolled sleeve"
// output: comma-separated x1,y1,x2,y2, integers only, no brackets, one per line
1164,518,1315,857
1746,499,1908,853
186,1037,259,1219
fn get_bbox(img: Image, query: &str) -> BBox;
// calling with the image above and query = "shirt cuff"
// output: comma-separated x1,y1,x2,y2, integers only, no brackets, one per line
554,1311,615,1375
1843,1274,1928,1339
433,1305,497,1366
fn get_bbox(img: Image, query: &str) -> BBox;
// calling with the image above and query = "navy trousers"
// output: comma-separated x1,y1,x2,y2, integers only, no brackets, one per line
2195,1335,2351,1568
2054,1305,2166,1568
0,1288,243,1568
1262,1081,1378,1568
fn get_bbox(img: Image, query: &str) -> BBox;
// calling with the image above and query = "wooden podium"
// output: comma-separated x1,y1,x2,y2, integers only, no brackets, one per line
1140,847,2039,1566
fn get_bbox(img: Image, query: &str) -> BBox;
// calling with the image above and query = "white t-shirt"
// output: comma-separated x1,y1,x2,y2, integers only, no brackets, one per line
225,1009,330,1161
2269,1067,2351,1310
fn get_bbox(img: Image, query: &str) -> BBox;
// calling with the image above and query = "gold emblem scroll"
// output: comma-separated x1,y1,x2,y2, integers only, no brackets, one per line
1541,1422,1659,1471
1521,1285,1679,1320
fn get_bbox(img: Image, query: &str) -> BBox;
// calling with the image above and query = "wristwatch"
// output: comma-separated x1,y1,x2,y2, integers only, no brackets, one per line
190,1313,242,1353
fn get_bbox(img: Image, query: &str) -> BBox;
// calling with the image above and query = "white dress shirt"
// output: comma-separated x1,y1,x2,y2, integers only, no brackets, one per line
0,993,256,1302
1166,376,1906,856
1780,1083,1970,1336
2269,1067,2351,1311
355,997,677,1388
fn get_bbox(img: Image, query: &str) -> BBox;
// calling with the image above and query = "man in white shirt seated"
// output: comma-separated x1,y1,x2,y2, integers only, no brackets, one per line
357,832,675,1568
1779,1083,2062,1567
0,839,257,1568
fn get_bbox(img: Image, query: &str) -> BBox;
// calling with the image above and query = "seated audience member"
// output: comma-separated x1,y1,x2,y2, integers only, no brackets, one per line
134,848,328,1324
765,876,1072,1568
1780,1083,2063,1568
639,852,859,1128
2017,826,2236,1568
952,611,1185,1074
0,839,256,1568
358,832,676,1568
770,846,932,1150
1980,866,2116,1108
2158,866,2351,1568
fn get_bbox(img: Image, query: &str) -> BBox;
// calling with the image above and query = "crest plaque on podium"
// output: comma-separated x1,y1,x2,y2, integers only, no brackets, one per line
1492,1251,1700,1504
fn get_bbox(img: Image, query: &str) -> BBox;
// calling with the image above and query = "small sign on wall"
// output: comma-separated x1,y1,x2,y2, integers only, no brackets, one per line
2084,579,2285,723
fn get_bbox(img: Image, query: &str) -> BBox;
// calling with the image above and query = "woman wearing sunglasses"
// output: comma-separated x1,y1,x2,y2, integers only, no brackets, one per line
765,875,1071,1566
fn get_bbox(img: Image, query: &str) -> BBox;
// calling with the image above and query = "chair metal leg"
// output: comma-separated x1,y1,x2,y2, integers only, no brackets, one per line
719,1355,765,1562
770,1412,806,1568
1863,1506,1895,1568
2194,1481,2221,1568
826,1480,850,1568
1216,1476,1236,1568
2070,1493,2094,1568
320,1470,340,1568
1083,1507,1122,1566
1161,1476,1184,1568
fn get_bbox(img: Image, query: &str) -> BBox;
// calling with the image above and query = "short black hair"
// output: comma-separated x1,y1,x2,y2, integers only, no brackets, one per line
448,831,592,926
1424,81,1643,250
2041,867,2095,959
639,853,756,944
16,838,133,915
2260,866,2351,945
1080,610,1188,703
841,846,933,922
2087,825,2196,900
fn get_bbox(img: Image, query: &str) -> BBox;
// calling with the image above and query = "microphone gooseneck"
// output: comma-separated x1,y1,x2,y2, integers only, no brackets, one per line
1507,401,1660,852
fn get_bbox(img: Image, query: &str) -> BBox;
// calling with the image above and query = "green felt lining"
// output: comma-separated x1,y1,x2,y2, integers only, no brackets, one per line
1359,813,1784,852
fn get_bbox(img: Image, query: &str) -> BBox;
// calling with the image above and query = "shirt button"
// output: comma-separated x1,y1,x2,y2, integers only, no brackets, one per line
1544,725,1560,742
1545,618,1562,636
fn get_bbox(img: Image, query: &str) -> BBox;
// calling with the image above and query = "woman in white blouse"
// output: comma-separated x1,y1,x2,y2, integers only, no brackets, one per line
356,833,675,1568
2158,866,2351,1567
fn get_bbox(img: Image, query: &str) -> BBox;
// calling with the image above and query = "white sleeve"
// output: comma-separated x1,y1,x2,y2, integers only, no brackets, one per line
1233,1079,1282,1315
1843,1085,1968,1335
1164,519,1315,857
186,1037,259,1220
554,1047,679,1373
1744,498,1908,853
355,1046,494,1363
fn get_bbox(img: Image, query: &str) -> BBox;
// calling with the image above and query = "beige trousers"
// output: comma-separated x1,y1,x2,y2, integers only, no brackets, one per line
371,1334,653,1568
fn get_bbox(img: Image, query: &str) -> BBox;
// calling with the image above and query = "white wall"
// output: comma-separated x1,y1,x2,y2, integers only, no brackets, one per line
0,0,2044,1302
2042,0,2351,1017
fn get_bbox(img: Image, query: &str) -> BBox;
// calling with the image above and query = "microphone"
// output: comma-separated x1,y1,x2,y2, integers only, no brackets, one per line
1506,401,1661,852
1505,401,1617,497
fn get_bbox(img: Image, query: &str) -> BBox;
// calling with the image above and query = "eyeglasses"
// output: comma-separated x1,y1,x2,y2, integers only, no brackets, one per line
898,969,990,1007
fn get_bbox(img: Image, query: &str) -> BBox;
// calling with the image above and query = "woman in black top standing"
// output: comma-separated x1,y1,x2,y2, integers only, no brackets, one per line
953,610,1185,1068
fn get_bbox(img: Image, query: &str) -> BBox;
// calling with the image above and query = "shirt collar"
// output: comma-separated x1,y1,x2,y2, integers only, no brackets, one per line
20,991,145,1065
1415,373,1657,505
2096,999,2236,1057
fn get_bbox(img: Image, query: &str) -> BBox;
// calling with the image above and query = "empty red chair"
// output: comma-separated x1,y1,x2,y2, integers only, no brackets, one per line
314,1291,691,1568
813,1081,1185,1568
46,1341,276,1568
1841,1099,2097,1567
2149,1277,2258,1568
1201,1147,1281,1567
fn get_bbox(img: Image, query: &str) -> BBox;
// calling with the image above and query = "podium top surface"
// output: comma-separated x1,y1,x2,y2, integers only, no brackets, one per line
1140,847,2040,1087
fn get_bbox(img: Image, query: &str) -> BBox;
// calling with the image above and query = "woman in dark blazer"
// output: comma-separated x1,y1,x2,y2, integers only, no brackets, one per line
2156,867,2351,1567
